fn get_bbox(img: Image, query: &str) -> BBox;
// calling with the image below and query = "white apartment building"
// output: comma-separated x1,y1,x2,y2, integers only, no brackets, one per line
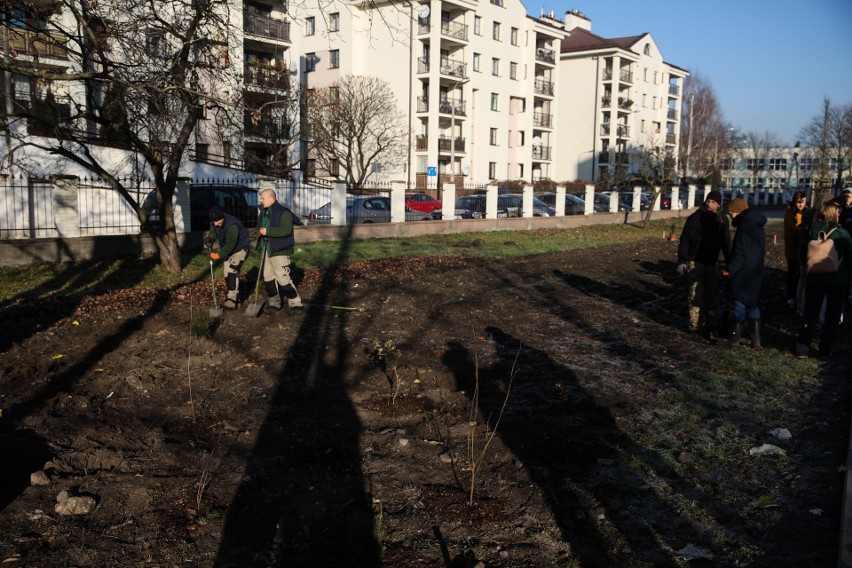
555,10,688,184
720,146,850,193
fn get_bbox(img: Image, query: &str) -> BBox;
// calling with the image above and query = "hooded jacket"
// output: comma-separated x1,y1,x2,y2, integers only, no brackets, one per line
728,207,768,307
677,204,731,265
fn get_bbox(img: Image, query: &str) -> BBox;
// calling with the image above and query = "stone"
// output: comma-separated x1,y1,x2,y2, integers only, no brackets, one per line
30,470,50,486
55,495,96,516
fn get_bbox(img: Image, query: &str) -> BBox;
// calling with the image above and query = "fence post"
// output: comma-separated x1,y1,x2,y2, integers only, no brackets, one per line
650,186,662,211
485,185,498,219
521,184,533,218
443,183,456,220
555,184,565,217
608,189,619,213
331,182,347,226
584,184,595,215
671,185,680,210
390,182,405,223
52,175,80,239
687,184,697,208
174,179,191,233
631,186,642,211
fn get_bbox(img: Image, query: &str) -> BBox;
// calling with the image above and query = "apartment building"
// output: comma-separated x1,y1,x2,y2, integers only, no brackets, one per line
719,145,850,192
555,10,688,184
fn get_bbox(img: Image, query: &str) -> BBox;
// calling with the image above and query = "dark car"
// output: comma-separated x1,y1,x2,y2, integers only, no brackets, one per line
594,193,632,212
537,192,591,215
143,184,259,232
307,196,432,224
455,194,517,219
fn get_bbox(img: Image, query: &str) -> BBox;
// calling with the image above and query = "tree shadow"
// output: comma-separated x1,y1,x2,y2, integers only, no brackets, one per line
215,225,379,567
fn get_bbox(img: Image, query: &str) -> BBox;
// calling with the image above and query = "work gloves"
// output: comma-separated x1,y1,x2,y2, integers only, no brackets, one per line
676,263,689,276
209,252,220,260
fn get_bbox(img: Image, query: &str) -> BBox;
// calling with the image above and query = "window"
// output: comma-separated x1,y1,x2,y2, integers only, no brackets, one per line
643,44,650,55
492,21,500,41
489,162,497,179
195,143,208,162
329,12,340,32
747,159,763,171
305,52,317,72
305,16,315,35
654,71,659,84
490,0,503,5
474,16,481,35
490,93,499,111
642,94,647,108
491,58,499,76
643,68,648,82
472,53,480,72
518,131,525,146
329,49,340,68
518,163,524,178
510,62,517,80
510,27,518,45
145,30,166,59
769,158,787,171
329,158,339,177
490,128,498,145
641,119,645,133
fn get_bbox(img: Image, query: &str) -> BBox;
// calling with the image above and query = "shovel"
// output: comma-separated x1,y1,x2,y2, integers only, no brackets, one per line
243,238,267,318
205,241,224,319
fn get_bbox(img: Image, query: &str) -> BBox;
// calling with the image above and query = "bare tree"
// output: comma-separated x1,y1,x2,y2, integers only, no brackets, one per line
1,0,244,272
740,130,781,193
306,75,407,188
632,140,676,227
799,97,836,191
679,72,727,186
828,102,852,190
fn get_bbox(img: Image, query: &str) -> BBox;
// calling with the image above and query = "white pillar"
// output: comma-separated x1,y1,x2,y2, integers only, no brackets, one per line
687,184,697,208
485,185,498,219
52,176,80,238
671,186,680,210
631,186,642,211
555,185,565,217
584,184,595,215
521,184,533,218
331,182,347,226
608,190,619,213
390,182,405,223
443,183,456,220
651,185,662,211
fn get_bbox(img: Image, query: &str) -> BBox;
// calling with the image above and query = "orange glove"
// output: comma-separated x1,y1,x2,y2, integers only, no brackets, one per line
210,252,220,260
721,270,730,277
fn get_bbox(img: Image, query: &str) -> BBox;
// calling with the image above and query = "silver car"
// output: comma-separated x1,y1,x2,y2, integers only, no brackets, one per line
307,196,432,224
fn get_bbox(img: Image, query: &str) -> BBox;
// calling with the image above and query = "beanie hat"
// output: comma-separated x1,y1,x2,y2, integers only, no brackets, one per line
209,206,225,222
705,190,722,204
727,198,748,214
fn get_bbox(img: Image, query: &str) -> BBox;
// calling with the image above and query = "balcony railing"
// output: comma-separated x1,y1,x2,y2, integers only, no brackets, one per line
535,47,555,64
534,78,554,96
669,84,680,96
417,97,429,113
244,63,290,90
417,57,430,74
619,69,633,84
532,146,551,161
437,136,465,153
415,135,428,150
244,14,291,42
601,96,612,107
437,97,466,116
603,69,613,81
439,57,467,79
617,98,633,110
441,20,468,41
599,151,628,164
617,124,630,138
667,109,677,120
600,123,610,136
418,22,430,35
666,133,676,144
8,28,68,60
533,112,552,128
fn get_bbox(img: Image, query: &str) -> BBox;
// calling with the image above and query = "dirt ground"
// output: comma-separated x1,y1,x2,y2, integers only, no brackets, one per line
1,221,850,567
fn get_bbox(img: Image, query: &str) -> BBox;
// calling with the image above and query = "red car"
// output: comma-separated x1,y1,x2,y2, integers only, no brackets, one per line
405,192,443,214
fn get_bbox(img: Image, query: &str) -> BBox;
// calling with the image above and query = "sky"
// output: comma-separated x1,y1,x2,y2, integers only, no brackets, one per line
534,0,852,146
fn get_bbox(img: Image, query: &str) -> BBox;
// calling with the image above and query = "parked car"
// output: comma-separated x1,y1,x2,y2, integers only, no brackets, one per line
405,192,443,215
536,192,591,215
307,195,432,225
594,193,632,212
454,194,555,218
142,183,260,232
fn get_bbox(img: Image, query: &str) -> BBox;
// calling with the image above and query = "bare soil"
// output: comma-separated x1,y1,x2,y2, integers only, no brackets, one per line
1,223,849,567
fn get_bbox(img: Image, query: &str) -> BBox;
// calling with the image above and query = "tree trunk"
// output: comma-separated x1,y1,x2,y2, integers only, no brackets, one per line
154,231,183,273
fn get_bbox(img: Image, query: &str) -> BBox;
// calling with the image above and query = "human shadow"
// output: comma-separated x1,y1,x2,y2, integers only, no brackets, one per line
215,225,379,567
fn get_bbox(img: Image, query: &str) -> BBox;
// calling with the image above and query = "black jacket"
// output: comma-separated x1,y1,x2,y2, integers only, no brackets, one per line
728,208,767,307
677,205,731,265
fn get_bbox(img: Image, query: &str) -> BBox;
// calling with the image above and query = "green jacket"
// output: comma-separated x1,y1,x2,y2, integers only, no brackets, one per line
802,219,852,288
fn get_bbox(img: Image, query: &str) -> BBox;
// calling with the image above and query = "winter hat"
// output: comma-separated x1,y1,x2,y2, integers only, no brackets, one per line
842,187,852,195
209,206,225,222
705,190,722,204
726,198,748,214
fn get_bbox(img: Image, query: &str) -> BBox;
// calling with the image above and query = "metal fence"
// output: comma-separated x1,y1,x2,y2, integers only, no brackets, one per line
0,176,55,239
78,178,154,236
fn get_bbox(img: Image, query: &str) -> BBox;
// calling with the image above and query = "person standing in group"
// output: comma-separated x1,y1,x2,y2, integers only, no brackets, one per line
257,188,304,314
795,191,834,315
795,200,852,358
837,188,852,232
726,198,767,349
782,192,808,309
207,205,250,309
676,189,731,339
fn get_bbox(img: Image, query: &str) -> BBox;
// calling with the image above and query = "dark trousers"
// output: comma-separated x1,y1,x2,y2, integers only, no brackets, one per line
797,284,845,355
786,257,800,301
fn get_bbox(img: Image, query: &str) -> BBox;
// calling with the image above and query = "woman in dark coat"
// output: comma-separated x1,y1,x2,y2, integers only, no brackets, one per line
726,198,768,348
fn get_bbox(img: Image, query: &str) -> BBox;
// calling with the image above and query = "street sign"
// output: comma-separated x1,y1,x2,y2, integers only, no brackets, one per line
427,166,437,177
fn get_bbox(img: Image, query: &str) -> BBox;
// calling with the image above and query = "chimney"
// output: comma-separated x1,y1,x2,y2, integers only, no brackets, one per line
564,9,591,32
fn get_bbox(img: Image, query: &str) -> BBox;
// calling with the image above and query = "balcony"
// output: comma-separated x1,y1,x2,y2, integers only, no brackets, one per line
667,109,677,120
417,97,429,113
8,28,68,60
437,97,466,116
602,69,613,81
535,47,555,65
437,136,465,153
666,133,676,144
601,96,612,108
244,14,291,43
244,63,290,90
617,124,630,138
417,57,430,74
617,98,634,111
418,21,430,35
533,112,552,128
600,123,610,136
439,57,467,79
619,69,633,84
532,146,551,161
669,84,680,96
600,151,628,164
441,20,468,42
534,78,554,96
415,135,428,151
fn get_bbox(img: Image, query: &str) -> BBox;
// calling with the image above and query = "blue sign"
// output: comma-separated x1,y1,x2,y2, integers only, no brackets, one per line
427,166,437,177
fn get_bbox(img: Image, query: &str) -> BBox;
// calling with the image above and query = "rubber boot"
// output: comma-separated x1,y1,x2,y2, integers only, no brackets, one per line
264,280,281,310
728,321,743,348
748,319,761,349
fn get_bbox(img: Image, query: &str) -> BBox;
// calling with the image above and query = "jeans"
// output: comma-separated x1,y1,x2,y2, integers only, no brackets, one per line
731,298,760,322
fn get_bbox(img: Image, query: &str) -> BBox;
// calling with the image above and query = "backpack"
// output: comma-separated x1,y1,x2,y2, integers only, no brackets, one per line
806,227,840,273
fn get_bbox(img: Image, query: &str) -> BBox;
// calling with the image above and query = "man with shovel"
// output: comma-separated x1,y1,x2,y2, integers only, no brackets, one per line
207,206,250,310
256,189,303,315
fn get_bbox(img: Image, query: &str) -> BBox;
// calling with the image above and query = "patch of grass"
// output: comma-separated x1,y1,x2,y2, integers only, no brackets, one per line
0,219,684,301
